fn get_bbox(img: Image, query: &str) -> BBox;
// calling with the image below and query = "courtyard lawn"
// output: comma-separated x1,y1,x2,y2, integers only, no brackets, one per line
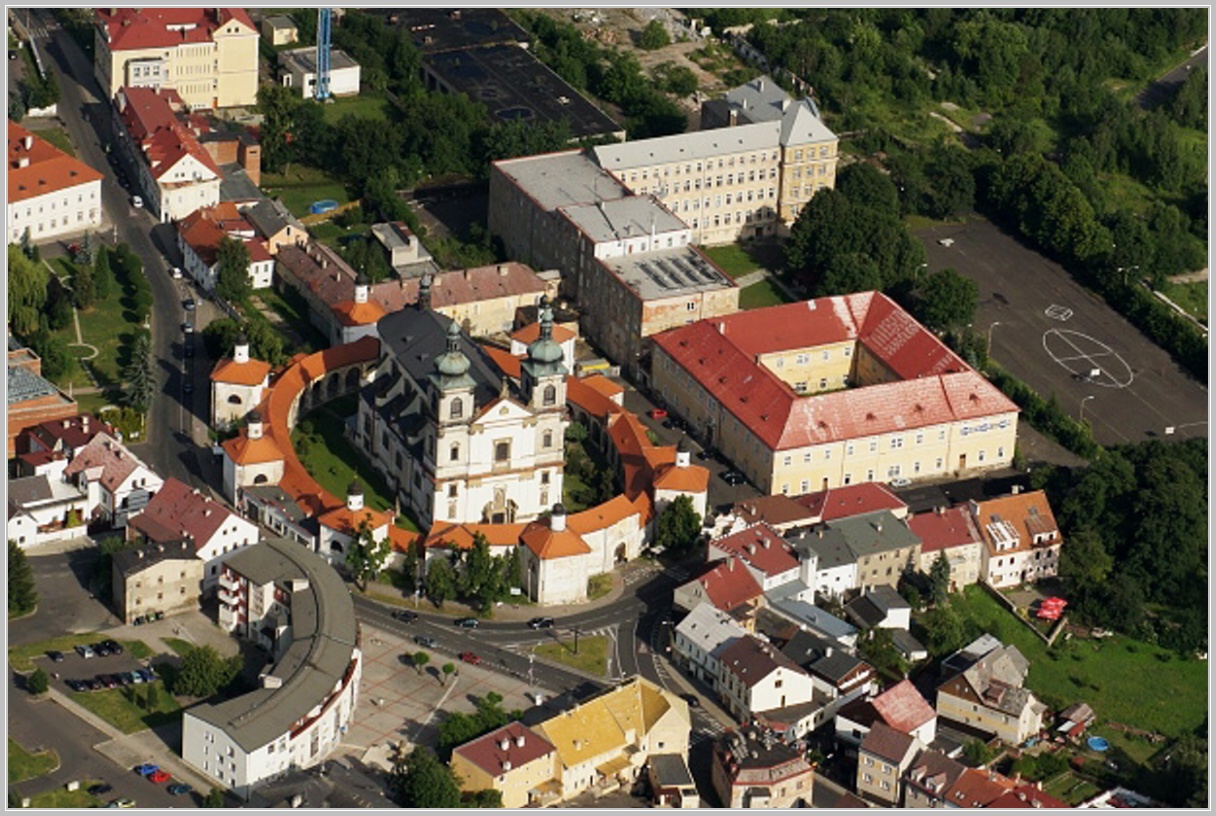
950,586,1207,739
700,243,762,278
320,93,393,124
292,403,400,514
1161,279,1207,323
739,278,794,309
8,738,58,784
8,636,152,673
45,257,144,390
253,287,329,355
67,682,181,734
534,634,609,678
1042,771,1101,806
261,165,352,219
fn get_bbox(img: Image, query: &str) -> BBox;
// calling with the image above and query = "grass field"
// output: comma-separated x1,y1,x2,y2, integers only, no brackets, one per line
8,636,152,673
1042,771,1101,806
261,165,352,219
162,637,196,657
28,787,105,809
739,278,794,309
535,634,609,677
67,682,181,734
587,574,613,601
45,257,144,390
254,286,329,354
38,126,76,157
950,586,1207,738
8,737,59,784
320,93,393,124
699,243,762,278
1161,280,1207,322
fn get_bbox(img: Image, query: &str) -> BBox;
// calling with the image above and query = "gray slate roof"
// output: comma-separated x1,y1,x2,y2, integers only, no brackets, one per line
244,198,304,241
594,120,780,172
7,475,52,506
829,510,921,560
112,540,196,577
376,305,507,408
649,753,695,788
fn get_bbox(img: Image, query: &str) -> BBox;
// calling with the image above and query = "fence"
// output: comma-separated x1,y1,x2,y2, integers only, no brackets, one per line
978,581,1059,645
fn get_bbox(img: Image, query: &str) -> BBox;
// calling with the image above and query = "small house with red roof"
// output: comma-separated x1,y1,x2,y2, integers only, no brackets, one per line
176,202,274,292
707,521,803,593
8,121,103,244
450,723,558,809
941,766,1017,808
990,783,1071,808
716,634,815,721
969,489,1063,589
856,722,925,806
910,504,985,591
95,8,259,110
127,476,259,591
902,746,968,808
14,414,116,478
835,678,937,750
673,557,765,628
210,334,272,428
64,431,163,527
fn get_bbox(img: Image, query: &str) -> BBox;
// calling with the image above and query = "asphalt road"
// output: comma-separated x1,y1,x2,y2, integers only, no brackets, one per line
917,219,1208,446
1137,43,1208,110
31,9,208,488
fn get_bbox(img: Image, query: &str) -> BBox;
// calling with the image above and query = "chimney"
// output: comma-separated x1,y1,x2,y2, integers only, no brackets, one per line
728,558,735,571
874,520,883,533
1011,484,1022,495
355,273,370,304
157,543,165,553
247,410,264,440
936,505,945,516
23,135,33,150
498,264,509,277
17,157,29,168
515,733,525,747
500,737,511,751
825,646,833,657
756,77,764,92
550,503,567,533
463,269,471,281
718,321,726,334
346,481,365,512
502,759,512,771
137,550,145,559
233,332,250,364
817,528,824,538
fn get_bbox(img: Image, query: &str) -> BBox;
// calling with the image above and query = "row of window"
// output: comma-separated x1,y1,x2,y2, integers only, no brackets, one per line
792,147,833,161
778,449,1005,493
627,153,780,182
672,188,776,211
775,347,852,368
791,165,831,179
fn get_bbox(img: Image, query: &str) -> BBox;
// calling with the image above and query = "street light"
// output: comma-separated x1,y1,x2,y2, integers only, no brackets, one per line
1079,395,1095,424
986,321,1001,358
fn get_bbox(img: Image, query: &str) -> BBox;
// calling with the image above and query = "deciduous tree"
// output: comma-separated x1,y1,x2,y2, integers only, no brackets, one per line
425,557,457,606
347,518,391,591
216,237,252,303
653,494,702,554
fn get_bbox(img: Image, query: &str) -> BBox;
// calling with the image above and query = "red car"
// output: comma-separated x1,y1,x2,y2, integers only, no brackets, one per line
648,408,668,420
148,770,171,784
459,651,482,666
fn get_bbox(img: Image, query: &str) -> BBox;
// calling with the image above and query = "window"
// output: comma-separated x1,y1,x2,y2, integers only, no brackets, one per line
869,441,878,452
540,471,550,485
916,432,924,445
543,385,557,406
783,455,792,466
890,437,904,449
803,452,812,463
495,442,510,462
450,398,463,419
819,378,828,389
801,480,809,492
997,446,1005,458
846,443,855,456
450,444,460,462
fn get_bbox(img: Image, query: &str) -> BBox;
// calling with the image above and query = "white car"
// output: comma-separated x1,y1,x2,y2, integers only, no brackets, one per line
131,195,143,209
170,267,182,279
890,478,913,489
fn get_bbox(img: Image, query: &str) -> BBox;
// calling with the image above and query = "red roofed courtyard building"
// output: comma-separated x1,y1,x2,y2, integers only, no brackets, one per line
651,292,1019,495
8,121,104,244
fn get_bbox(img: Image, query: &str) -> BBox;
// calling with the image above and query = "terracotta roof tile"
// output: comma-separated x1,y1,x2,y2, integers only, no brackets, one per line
210,357,271,386
370,262,548,313
989,784,1070,808
686,557,764,614
580,374,625,400
521,521,592,560
709,522,800,578
480,345,522,380
652,462,710,493
63,432,144,493
859,721,918,764
944,767,1016,808
332,299,388,327
797,482,907,523
567,494,640,533
871,679,936,735
972,490,1061,557
128,477,243,549
98,8,256,52
909,506,983,554
316,505,394,537
511,322,576,345
9,120,104,203
221,433,284,465
453,722,555,778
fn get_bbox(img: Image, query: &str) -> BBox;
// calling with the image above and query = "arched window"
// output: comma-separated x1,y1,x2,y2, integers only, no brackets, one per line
450,444,460,462
450,398,463,419
542,385,557,406
253,474,268,484
330,542,343,554
543,430,553,449
227,394,242,405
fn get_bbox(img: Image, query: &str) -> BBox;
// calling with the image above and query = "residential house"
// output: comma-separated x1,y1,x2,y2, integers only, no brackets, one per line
671,600,749,688
14,413,116,473
990,783,1071,808
707,522,803,593
942,766,1017,808
94,8,259,109
936,642,1046,746
370,220,435,278
672,557,765,629
764,593,859,648
242,198,306,255
835,678,938,751
210,334,272,429
779,627,875,711
844,585,913,631
63,432,163,527
910,504,985,591
111,539,203,624
902,746,968,808
711,729,816,808
176,201,274,292
830,510,922,594
716,634,815,722
260,15,298,47
279,47,361,98
971,490,1063,589
238,485,314,547
7,473,89,549
646,754,699,809
450,723,559,809
855,722,923,806
8,120,103,244
315,482,412,568
651,294,1020,494
126,477,259,591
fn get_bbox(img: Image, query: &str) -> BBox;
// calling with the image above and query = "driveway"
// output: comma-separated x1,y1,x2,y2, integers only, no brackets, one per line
917,219,1208,446
9,546,117,647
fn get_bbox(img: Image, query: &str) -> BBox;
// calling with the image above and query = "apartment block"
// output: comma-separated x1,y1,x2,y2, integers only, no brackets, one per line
8,121,104,244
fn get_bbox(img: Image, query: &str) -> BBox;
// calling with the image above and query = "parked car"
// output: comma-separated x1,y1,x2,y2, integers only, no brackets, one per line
720,470,746,486
412,635,436,649
183,298,196,311
167,783,193,796
88,678,104,691
120,672,135,686
391,609,418,623
93,642,111,657
110,798,136,808
133,764,159,777
47,650,65,662
75,644,95,659
681,693,701,708
88,784,113,796
170,266,183,279
459,651,482,665
131,195,143,209
132,616,146,626
182,322,194,334
648,408,668,420
889,477,912,489
137,668,155,683
148,770,171,784
103,640,124,655
528,617,555,630
66,679,86,692
130,671,145,684
454,617,480,629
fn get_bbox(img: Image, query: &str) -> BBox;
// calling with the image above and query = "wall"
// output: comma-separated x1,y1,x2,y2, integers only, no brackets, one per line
8,178,103,244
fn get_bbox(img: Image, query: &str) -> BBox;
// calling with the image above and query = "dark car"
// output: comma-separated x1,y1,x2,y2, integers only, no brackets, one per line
183,379,194,395
183,298,196,311
92,643,111,657
132,616,146,626
391,609,419,623
88,678,104,691
681,693,701,708
47,650,65,662
137,668,155,683
75,644,95,659
412,635,436,648
89,784,114,796
454,617,480,629
528,617,555,630
720,470,746,486
66,679,86,692
167,784,193,796
103,640,124,655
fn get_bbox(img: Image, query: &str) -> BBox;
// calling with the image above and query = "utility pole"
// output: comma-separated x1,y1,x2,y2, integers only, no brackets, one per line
573,626,579,656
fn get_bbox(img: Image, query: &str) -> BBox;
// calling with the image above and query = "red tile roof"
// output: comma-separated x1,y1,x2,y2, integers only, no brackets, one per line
117,87,221,179
871,679,936,735
580,374,625,400
210,355,272,386
990,784,1070,808
221,433,284,465
520,520,592,560
333,299,388,327
567,494,641,533
709,522,800,579
797,482,907,523
688,557,764,614
859,721,918,765
453,722,555,778
316,505,394,538
370,262,549,314
423,522,528,552
652,462,710,493
64,433,147,492
480,345,523,380
971,490,1061,556
566,374,625,420
909,506,983,554
97,8,256,52
128,477,242,549
9,120,104,203
944,767,1016,808
18,414,115,455
652,292,1017,450
512,321,576,345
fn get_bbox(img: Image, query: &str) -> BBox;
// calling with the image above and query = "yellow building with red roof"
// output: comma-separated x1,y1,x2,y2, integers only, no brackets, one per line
8,121,104,244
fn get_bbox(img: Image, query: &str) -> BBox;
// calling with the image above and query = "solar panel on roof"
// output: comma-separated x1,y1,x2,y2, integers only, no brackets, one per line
7,365,59,405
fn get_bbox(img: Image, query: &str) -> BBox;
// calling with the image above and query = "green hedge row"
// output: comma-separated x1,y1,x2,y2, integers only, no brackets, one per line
986,364,1102,459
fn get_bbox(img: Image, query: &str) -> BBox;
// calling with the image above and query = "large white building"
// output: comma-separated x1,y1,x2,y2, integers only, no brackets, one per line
357,289,568,528
185,537,361,800
8,120,104,244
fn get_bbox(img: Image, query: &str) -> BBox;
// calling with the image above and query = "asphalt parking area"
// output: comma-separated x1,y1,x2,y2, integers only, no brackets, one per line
917,219,1208,446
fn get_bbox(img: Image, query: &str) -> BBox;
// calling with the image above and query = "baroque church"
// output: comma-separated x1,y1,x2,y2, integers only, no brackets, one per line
357,278,569,528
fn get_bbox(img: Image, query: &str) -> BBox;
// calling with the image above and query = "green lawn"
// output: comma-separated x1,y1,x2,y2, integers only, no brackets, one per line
587,573,613,601
950,586,1207,738
1042,771,1101,806
45,257,144,390
254,286,329,354
67,682,181,734
700,243,762,278
261,165,352,219
8,737,59,784
8,637,152,673
1161,280,1207,322
29,786,105,809
162,637,196,657
320,93,393,124
38,126,76,157
739,278,794,309
535,634,609,677
292,404,405,519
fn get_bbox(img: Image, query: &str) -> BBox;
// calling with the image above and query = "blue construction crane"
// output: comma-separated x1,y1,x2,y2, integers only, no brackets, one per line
315,7,332,101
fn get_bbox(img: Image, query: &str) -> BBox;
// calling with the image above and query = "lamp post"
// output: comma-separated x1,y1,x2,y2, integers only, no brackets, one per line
1079,395,1095,424
986,321,1001,359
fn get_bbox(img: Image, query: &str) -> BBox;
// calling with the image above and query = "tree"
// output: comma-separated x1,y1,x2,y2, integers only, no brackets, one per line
347,518,391,591
461,533,501,610
143,681,160,712
962,738,997,767
389,745,461,808
442,662,457,685
1057,527,1113,596
652,61,698,97
856,626,908,679
8,540,38,616
639,19,671,50
204,788,226,808
412,651,430,676
920,601,969,657
462,789,504,808
27,667,49,695
927,552,952,606
26,329,71,382
837,162,901,222
73,261,96,309
123,331,155,414
8,244,48,337
653,494,702,554
173,644,240,698
425,557,457,606
93,246,114,301
216,237,252,303
914,269,978,332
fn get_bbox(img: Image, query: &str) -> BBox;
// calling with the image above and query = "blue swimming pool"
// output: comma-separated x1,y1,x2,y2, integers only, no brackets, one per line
1087,736,1110,752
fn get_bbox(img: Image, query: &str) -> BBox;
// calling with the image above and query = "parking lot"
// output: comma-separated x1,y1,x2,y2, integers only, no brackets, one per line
918,219,1208,446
